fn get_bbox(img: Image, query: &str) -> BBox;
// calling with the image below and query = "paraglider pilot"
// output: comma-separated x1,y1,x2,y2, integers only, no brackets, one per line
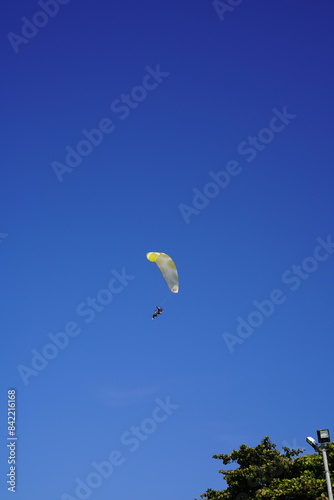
152,306,163,320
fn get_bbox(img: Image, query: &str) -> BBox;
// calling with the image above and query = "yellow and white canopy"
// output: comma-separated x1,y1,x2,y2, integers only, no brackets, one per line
146,252,179,293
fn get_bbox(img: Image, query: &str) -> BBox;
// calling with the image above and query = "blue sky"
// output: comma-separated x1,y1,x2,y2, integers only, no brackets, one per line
1,1,334,499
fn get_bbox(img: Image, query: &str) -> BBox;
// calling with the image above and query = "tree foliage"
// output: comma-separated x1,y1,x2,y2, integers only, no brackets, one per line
198,436,334,500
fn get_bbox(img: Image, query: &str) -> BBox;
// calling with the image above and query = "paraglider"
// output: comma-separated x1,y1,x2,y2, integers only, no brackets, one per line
152,306,163,320
146,252,179,319
146,252,179,292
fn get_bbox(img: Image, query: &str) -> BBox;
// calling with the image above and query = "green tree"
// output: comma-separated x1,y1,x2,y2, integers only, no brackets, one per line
198,436,334,500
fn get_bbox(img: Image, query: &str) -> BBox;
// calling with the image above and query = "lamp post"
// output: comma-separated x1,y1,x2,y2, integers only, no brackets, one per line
306,429,333,500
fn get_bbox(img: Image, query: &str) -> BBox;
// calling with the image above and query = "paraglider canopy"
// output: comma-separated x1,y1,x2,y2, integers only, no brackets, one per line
146,252,179,293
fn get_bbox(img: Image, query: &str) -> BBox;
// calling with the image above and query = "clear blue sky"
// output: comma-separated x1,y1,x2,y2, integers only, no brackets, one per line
1,1,334,499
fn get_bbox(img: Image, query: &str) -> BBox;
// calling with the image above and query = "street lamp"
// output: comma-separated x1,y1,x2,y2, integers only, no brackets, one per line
318,429,331,444
306,429,333,500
